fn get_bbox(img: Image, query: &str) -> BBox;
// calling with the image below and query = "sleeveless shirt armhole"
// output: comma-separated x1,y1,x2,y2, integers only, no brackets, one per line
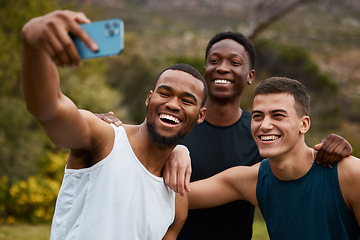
64,124,119,174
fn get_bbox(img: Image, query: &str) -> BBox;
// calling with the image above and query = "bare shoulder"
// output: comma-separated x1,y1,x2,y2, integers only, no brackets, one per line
225,162,260,182
338,155,360,178
337,156,360,211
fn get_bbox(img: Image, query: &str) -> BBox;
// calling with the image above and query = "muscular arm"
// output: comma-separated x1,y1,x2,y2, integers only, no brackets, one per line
21,11,112,158
338,156,360,226
162,194,188,240
188,163,260,209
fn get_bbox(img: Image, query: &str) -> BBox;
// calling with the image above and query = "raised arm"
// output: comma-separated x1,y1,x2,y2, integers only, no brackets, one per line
188,163,260,209
21,10,111,151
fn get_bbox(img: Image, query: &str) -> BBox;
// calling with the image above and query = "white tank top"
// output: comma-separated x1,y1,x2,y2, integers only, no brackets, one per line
50,125,176,240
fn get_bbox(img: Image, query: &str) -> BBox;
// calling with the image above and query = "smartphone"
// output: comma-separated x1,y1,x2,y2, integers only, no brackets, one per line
71,19,124,59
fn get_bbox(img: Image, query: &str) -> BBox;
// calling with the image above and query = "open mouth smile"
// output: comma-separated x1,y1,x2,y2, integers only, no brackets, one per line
159,113,181,125
260,135,281,142
213,79,233,84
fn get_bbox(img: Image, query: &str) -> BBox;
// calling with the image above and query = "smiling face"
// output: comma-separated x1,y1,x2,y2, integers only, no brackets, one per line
251,93,310,160
203,39,254,101
145,69,206,147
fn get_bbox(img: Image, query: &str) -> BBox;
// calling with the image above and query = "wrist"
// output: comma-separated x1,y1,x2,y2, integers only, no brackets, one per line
176,144,190,156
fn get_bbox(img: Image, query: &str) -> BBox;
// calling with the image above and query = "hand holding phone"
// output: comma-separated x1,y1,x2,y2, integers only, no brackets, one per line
71,19,124,59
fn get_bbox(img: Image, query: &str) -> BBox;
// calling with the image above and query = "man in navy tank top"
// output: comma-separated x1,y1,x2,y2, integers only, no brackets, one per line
188,77,360,239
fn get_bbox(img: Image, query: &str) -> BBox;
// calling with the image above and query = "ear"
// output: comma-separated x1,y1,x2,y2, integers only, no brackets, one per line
247,69,255,85
299,115,310,134
145,90,153,107
196,107,207,124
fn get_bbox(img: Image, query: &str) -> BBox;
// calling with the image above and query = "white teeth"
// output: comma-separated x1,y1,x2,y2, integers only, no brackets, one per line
261,135,279,141
214,79,232,84
159,114,180,124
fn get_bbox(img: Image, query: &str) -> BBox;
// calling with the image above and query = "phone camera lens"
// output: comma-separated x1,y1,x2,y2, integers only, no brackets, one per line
105,23,111,29
113,21,119,28
108,29,114,36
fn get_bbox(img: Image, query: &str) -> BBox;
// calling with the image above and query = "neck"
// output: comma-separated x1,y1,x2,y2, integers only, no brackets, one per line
205,97,243,126
124,124,174,177
268,142,314,181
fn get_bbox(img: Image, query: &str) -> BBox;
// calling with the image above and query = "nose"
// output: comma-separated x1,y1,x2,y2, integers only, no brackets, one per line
165,97,181,111
260,116,273,131
216,61,230,73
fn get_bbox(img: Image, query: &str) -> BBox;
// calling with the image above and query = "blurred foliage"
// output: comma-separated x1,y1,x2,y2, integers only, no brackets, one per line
165,55,205,74
105,33,157,124
0,0,60,222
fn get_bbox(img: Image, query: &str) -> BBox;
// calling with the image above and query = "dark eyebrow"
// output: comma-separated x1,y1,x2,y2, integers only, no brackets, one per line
157,85,172,91
251,110,263,115
210,51,244,60
183,92,198,104
271,109,288,114
157,85,198,104
251,109,288,115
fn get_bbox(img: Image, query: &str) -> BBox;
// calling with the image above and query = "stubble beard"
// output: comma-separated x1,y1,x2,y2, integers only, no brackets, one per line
146,121,185,147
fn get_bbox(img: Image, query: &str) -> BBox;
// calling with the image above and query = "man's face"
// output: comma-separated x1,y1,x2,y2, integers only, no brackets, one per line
145,70,206,147
251,93,310,160
203,39,254,101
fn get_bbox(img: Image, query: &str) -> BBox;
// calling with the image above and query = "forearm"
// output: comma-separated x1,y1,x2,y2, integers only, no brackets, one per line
21,34,62,122
188,166,259,209
188,178,238,209
21,24,90,149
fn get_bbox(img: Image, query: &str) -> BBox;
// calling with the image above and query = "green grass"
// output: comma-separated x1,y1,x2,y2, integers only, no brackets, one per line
253,208,270,240
0,223,50,240
253,220,270,240
0,217,269,240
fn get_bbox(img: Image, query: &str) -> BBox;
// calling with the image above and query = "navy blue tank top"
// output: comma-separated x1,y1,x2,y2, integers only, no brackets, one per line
257,159,360,240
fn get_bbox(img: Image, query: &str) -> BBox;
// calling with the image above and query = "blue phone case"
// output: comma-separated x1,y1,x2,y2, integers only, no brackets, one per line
71,19,124,59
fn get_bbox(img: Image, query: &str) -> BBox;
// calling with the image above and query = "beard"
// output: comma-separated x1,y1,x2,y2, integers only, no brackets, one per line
146,121,185,147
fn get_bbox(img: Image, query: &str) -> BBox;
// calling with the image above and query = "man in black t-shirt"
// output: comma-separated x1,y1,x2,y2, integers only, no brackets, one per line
176,32,352,240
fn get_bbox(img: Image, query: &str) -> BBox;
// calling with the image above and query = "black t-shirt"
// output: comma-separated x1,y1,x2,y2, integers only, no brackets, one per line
178,110,262,240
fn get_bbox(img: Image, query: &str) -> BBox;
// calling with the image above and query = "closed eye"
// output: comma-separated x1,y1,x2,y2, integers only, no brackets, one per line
252,114,263,120
159,92,170,97
182,99,195,105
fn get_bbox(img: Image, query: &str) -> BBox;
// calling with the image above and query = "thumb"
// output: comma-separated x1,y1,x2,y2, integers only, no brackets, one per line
313,142,323,151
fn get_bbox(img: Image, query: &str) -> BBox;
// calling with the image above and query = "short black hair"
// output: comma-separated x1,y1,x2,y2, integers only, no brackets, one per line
205,31,256,69
254,77,310,117
155,63,208,107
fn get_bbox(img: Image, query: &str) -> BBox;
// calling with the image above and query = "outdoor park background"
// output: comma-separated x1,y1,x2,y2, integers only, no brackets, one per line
1,0,360,239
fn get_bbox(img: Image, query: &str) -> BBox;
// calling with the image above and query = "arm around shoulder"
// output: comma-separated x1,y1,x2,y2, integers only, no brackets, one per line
188,163,260,210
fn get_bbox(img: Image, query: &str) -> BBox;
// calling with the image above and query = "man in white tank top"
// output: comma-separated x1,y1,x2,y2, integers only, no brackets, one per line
21,10,207,240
